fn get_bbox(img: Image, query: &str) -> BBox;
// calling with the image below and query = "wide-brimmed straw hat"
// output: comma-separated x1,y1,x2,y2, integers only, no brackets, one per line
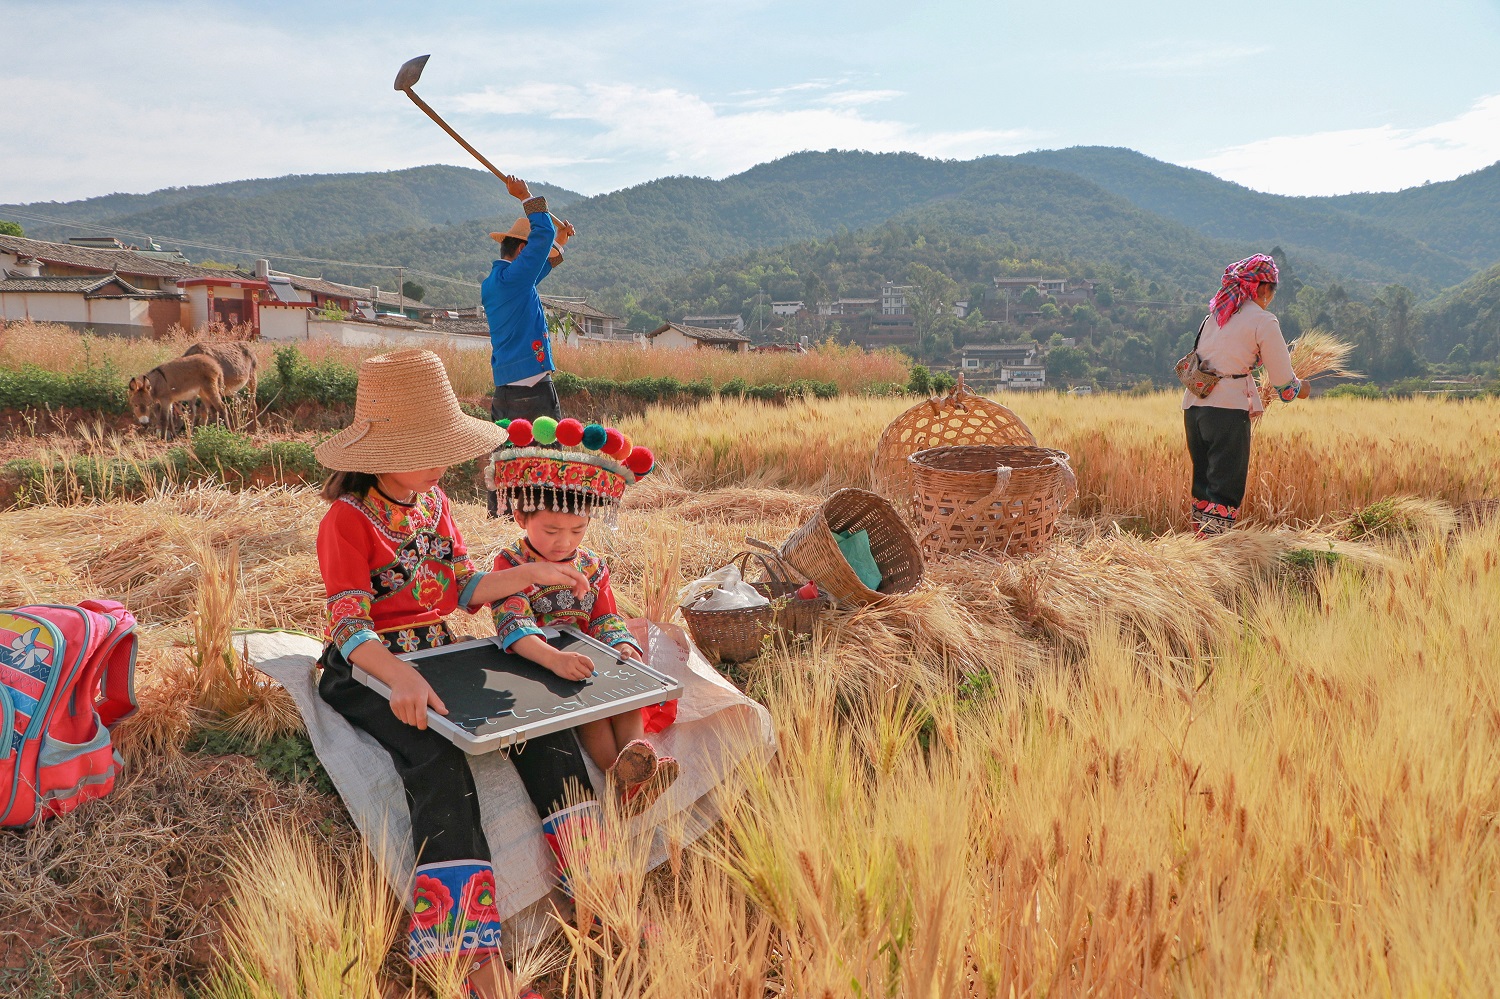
489,217,532,244
315,349,507,473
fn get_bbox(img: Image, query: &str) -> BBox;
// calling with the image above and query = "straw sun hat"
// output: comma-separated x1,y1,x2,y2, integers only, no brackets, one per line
314,349,507,473
489,217,534,243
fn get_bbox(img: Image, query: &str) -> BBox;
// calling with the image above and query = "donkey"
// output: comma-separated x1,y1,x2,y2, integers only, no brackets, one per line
185,341,258,428
127,355,228,438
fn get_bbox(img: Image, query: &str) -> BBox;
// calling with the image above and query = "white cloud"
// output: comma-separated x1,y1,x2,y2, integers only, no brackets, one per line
451,82,1030,184
1188,94,1500,196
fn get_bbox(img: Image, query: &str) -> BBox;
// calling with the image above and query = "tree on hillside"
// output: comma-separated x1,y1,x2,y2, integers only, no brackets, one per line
906,264,960,353
0,220,23,238
401,280,426,302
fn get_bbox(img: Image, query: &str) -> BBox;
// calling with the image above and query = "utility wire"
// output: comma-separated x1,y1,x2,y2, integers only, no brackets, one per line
0,208,481,289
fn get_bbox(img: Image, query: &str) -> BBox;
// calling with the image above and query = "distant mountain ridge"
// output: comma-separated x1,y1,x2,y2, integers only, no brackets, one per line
0,166,581,256
4,150,1496,307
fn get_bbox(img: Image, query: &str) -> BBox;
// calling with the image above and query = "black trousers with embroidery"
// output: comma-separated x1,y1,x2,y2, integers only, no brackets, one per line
487,375,564,518
1184,406,1253,509
318,639,593,866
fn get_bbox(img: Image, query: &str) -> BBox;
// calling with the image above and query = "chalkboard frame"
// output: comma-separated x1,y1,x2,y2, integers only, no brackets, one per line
350,626,683,755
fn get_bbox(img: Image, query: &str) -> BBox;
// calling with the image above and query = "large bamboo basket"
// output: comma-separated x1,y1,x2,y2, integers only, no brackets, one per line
871,376,1036,520
737,538,832,637
780,488,924,608
910,445,1077,558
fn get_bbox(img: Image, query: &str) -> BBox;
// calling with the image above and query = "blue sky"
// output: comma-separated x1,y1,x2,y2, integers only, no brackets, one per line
4,0,1500,203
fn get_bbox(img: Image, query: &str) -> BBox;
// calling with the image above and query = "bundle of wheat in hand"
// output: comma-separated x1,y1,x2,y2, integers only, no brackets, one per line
1257,329,1357,407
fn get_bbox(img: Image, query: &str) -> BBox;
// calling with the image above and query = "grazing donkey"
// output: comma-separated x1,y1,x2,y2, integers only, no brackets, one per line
127,355,228,438
185,341,258,429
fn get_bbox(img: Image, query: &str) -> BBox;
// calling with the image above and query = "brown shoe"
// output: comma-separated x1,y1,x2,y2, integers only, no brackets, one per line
608,739,657,788
621,756,679,818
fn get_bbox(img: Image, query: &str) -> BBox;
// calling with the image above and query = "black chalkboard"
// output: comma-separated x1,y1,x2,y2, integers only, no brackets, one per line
351,627,682,754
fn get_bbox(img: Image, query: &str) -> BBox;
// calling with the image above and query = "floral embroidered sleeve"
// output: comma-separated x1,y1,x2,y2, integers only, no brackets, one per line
437,490,487,610
317,503,379,658
586,564,640,653
493,592,545,650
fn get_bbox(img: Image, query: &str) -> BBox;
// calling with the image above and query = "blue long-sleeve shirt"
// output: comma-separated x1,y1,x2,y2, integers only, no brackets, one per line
480,204,556,386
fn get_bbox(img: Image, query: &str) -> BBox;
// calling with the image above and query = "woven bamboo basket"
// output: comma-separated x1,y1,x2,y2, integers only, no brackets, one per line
871,375,1037,521
737,538,832,636
780,488,924,608
910,445,1077,557
680,598,774,665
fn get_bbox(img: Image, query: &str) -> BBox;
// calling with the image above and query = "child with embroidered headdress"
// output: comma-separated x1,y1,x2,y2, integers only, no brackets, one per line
486,414,679,815
313,348,600,999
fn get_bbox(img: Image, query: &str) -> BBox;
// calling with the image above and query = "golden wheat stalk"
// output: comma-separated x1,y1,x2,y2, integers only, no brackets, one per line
1258,328,1358,407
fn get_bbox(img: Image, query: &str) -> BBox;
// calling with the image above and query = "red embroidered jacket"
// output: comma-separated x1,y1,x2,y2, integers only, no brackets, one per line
317,487,484,656
490,539,638,653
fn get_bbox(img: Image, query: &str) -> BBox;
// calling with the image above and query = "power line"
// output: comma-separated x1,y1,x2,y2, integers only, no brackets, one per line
0,208,480,289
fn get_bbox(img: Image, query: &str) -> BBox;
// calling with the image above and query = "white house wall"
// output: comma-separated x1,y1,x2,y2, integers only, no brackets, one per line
306,319,491,352
259,306,311,342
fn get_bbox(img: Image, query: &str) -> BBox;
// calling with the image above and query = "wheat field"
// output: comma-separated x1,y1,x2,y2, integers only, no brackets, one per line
2,344,1499,995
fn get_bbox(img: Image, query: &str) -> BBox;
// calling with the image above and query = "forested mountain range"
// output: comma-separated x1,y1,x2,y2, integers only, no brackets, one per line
4,149,1497,381
0,166,580,256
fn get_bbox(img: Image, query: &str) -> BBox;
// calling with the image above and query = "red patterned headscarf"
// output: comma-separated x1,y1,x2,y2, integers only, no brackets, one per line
1209,253,1279,327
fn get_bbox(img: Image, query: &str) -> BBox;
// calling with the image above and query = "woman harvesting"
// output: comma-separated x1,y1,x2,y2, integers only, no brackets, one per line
313,349,599,999
1181,253,1308,535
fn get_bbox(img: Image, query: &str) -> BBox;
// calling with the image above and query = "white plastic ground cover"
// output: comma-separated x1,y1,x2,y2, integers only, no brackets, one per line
243,621,776,927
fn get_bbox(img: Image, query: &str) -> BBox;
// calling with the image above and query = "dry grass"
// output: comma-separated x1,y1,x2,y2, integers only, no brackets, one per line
615,392,1500,531
357,511,1490,997
3,377,1498,995
0,321,909,401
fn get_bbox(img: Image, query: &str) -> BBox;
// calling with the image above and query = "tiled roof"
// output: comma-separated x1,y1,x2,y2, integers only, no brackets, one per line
0,273,178,298
271,269,407,308
430,317,491,335
540,295,622,322
0,234,250,281
647,322,752,344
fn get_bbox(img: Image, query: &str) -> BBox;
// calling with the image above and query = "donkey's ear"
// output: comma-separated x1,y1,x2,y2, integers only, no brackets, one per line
127,377,138,391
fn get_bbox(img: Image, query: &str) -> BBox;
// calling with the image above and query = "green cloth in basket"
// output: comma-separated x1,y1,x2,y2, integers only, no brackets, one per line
834,528,883,591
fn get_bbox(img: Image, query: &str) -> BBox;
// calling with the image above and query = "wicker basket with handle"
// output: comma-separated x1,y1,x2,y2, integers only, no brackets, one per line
910,445,1077,557
779,488,925,608
680,596,774,665
871,375,1036,521
737,537,831,636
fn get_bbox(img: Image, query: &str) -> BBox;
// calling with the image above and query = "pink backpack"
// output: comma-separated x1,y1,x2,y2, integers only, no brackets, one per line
1,600,138,828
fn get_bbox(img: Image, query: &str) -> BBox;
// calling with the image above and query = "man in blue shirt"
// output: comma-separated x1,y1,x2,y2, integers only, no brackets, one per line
481,173,576,516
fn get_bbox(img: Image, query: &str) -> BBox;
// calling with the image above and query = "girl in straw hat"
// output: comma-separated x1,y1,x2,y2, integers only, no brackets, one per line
314,349,595,999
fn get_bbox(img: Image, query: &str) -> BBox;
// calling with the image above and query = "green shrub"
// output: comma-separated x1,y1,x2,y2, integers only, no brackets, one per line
261,346,358,409
1325,383,1385,399
0,365,128,413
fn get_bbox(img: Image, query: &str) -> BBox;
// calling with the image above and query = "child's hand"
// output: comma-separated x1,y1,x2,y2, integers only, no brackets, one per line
389,663,448,730
526,562,590,598
543,649,596,682
618,644,643,662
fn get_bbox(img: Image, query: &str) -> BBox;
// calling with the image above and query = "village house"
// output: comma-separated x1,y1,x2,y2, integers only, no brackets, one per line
0,233,267,336
771,300,806,316
540,296,635,344
960,343,1048,390
881,282,912,316
679,314,746,333
818,297,878,317
645,322,751,353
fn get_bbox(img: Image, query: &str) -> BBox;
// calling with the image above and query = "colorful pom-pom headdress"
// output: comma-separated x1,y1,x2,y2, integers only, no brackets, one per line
486,416,655,527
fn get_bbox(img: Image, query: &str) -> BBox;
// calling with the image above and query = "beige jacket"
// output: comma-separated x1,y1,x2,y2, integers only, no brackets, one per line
1181,302,1296,414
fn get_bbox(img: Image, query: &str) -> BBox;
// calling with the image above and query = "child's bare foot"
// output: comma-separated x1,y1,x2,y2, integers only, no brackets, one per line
608,739,657,787
621,756,679,818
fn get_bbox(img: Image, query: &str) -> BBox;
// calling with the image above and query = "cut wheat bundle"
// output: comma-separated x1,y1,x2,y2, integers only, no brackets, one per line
1258,329,1358,408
